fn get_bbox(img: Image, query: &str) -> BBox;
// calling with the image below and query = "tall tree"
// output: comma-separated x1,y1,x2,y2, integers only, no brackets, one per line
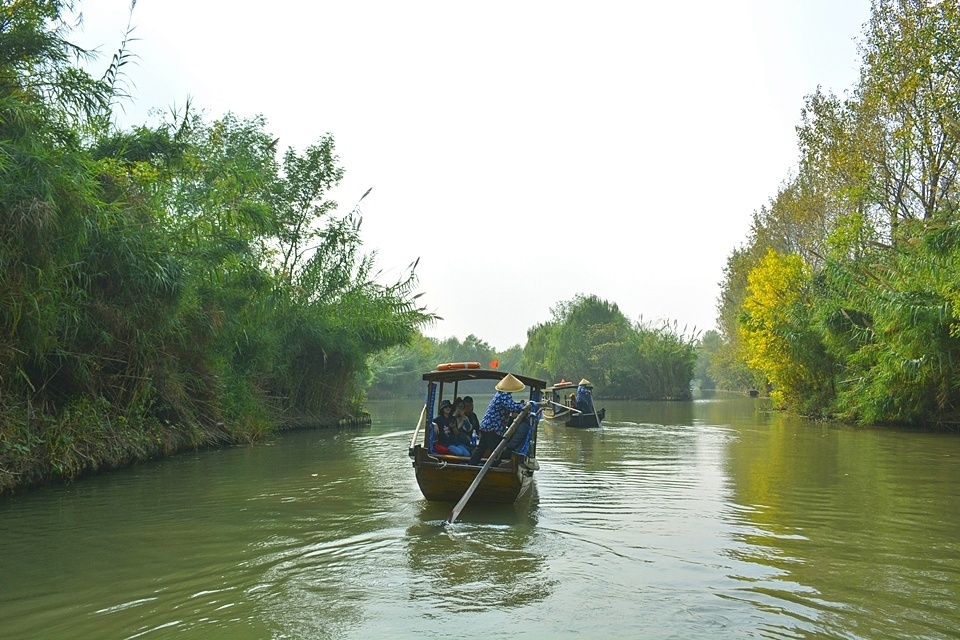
857,0,960,232
739,249,834,412
551,294,633,388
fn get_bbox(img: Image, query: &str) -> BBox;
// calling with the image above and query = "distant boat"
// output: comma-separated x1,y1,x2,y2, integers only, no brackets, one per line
407,365,545,504
543,379,605,428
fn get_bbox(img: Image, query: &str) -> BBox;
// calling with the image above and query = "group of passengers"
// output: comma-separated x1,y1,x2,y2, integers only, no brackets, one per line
432,396,480,457
431,374,541,466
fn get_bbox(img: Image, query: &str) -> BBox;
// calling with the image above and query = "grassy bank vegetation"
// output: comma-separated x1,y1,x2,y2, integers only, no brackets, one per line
0,1,433,495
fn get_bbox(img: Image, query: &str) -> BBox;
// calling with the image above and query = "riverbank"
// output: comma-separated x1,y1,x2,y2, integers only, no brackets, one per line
0,399,371,498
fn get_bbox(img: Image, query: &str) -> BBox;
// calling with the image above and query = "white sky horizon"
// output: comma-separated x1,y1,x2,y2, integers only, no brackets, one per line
74,0,872,351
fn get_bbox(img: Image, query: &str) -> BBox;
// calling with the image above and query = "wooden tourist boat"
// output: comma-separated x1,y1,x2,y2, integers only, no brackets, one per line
564,379,605,428
408,366,545,504
543,378,605,428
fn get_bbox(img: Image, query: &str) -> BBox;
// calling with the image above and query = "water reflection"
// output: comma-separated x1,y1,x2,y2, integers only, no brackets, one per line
402,486,555,613
612,397,696,426
3,398,960,639
722,412,960,639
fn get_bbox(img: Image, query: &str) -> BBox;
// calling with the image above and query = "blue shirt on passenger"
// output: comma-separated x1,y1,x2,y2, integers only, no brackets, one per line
479,391,528,436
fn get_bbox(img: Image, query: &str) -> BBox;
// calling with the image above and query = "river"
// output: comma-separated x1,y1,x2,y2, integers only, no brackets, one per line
1,393,958,639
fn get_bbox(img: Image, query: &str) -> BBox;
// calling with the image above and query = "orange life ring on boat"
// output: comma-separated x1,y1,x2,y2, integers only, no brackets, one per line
436,362,481,371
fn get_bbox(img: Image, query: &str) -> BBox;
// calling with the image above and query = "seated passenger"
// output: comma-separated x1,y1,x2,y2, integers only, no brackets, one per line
462,396,481,443
448,401,474,457
432,399,456,454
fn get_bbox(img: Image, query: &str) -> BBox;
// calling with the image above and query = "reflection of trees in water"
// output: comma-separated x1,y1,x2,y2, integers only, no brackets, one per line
604,398,696,426
538,414,704,473
723,413,960,638
537,423,606,471
245,428,420,638
691,392,773,429
404,490,555,611
536,400,706,473
606,393,773,431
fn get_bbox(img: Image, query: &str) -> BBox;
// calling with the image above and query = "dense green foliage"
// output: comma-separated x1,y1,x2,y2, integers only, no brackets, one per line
367,294,698,401
0,1,433,493
365,333,510,399
711,0,960,426
520,295,696,400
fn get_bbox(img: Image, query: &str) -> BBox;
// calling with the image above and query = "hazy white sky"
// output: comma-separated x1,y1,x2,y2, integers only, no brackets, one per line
74,0,871,350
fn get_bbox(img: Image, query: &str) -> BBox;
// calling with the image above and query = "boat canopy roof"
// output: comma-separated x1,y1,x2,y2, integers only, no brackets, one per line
545,381,579,392
422,368,546,390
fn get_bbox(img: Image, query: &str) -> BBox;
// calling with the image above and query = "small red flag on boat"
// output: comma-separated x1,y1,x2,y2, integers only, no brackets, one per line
489,359,499,368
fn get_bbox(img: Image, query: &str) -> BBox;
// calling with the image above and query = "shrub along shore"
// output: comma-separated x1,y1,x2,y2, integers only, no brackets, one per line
0,3,430,497
0,401,373,497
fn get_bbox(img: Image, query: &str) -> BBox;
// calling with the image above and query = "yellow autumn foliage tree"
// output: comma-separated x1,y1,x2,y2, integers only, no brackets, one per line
740,249,819,409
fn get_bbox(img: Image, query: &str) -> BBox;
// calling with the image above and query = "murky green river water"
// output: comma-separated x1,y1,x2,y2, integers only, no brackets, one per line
1,393,958,639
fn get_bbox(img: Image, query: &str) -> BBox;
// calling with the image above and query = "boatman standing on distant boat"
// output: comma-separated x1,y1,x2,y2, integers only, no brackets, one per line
468,374,537,466
576,379,593,413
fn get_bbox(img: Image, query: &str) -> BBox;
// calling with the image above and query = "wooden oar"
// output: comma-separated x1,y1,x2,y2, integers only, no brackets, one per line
548,400,582,414
588,393,603,428
446,402,533,525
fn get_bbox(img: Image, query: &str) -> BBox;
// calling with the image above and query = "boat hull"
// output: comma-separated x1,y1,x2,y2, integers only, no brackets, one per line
412,446,535,503
565,408,605,428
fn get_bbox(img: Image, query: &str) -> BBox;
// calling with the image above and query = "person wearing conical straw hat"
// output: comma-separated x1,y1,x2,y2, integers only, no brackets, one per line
468,374,537,466
576,378,593,413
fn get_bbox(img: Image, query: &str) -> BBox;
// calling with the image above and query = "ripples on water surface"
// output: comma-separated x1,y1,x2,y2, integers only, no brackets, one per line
1,394,959,639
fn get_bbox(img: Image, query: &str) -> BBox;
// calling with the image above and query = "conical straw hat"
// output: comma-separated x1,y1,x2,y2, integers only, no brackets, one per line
495,373,525,393
579,378,591,386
